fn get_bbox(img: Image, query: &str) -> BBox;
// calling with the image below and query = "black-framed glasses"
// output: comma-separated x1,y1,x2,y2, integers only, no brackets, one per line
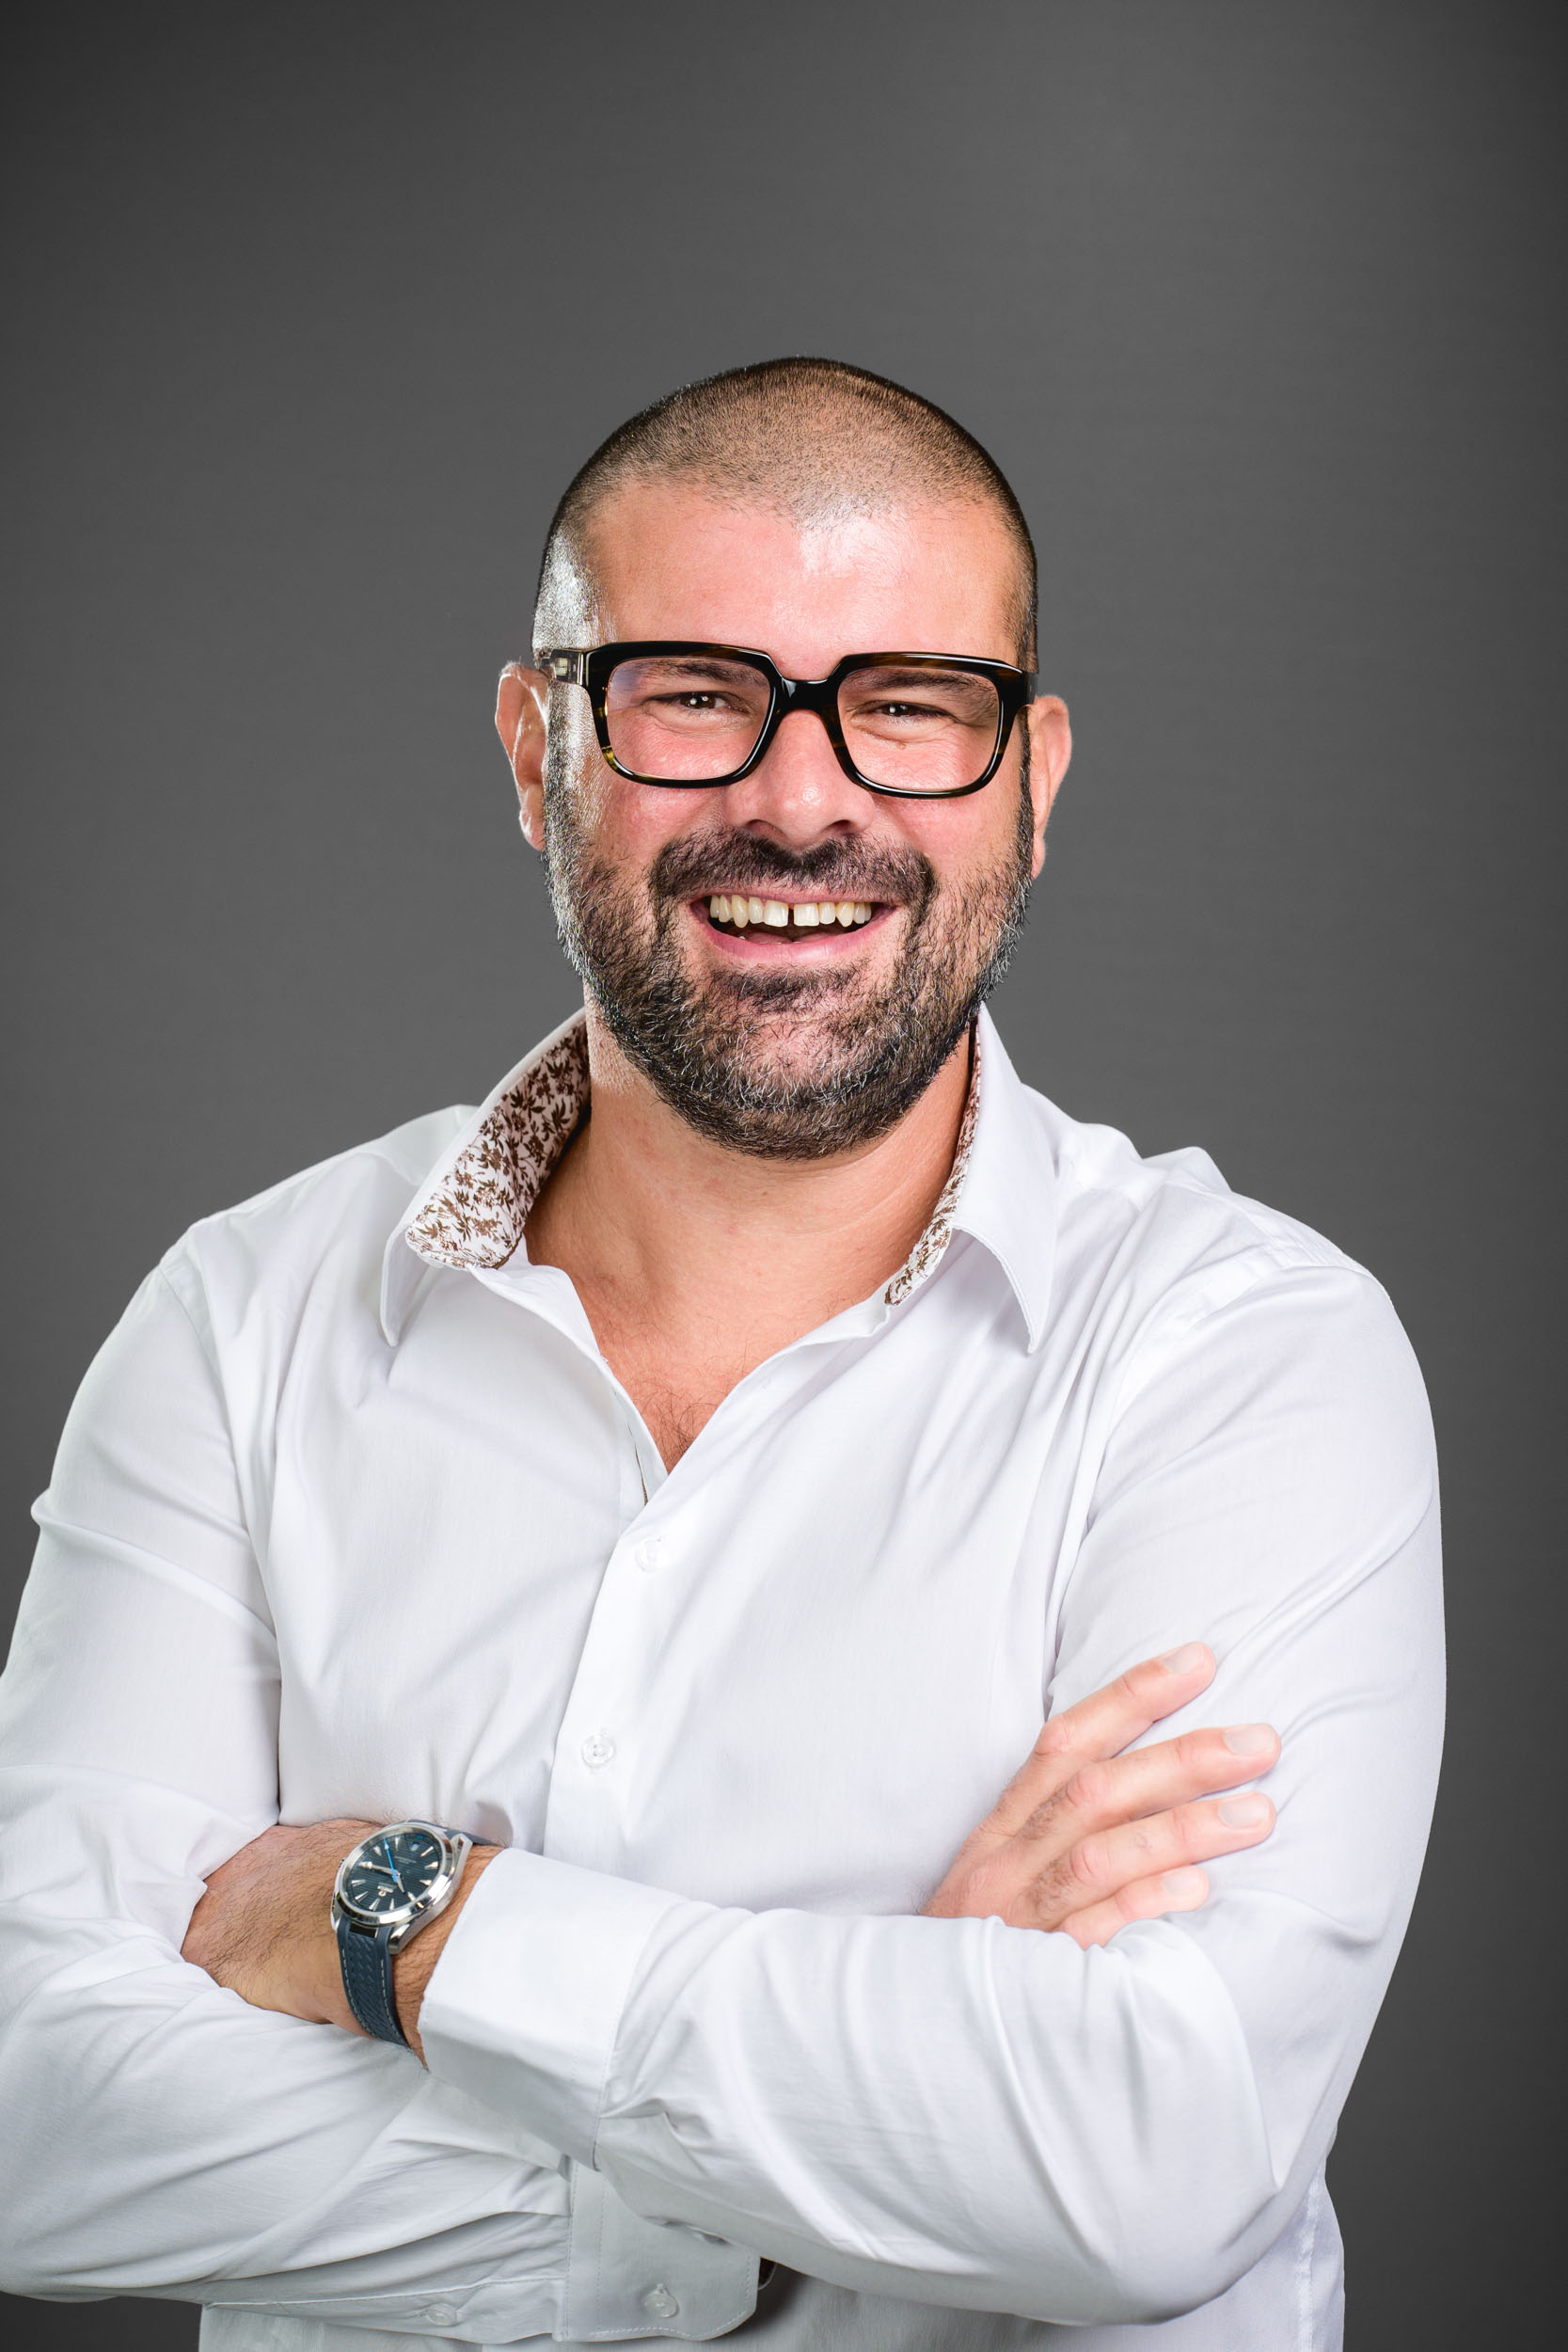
536,641,1036,799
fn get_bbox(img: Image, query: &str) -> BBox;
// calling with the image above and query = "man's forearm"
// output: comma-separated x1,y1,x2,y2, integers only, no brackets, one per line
420,1845,1279,2328
179,1816,502,2061
0,1914,572,2318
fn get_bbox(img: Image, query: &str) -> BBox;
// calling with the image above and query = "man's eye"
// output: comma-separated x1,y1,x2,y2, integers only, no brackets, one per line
862,699,951,723
655,691,743,715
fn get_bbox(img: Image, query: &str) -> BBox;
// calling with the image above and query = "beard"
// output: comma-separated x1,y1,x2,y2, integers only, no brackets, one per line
542,736,1036,1159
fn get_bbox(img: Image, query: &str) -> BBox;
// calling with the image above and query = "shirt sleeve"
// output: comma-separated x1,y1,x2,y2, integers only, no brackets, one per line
419,1257,1444,2331
0,1260,589,2344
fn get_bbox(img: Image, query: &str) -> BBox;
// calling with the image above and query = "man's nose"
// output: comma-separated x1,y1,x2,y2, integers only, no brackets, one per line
720,706,872,846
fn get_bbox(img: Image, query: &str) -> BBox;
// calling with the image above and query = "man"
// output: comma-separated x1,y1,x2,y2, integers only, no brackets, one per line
0,359,1442,2349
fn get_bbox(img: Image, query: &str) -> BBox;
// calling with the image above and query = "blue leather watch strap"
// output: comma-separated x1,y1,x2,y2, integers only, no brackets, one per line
336,1912,407,2045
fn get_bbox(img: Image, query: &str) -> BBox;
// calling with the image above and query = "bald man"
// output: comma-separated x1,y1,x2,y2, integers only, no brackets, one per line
0,360,1442,2352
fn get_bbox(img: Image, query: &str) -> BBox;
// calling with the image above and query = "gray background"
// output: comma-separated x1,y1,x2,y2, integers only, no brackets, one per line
3,3,1562,2346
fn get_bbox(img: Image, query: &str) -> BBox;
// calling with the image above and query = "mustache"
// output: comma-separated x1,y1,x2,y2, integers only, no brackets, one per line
649,829,935,910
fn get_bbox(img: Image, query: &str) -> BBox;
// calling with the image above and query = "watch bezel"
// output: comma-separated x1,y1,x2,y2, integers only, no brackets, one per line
330,1820,471,1947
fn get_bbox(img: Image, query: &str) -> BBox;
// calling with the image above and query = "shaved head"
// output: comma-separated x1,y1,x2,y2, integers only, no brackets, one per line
533,357,1037,662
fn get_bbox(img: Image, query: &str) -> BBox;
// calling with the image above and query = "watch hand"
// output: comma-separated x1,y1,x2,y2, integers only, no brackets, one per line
378,1836,405,1890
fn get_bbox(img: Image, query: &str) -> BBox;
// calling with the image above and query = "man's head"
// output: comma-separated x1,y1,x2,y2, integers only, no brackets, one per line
532,358,1038,665
499,358,1071,1158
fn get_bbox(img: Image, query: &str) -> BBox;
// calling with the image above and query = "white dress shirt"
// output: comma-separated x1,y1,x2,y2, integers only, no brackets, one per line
0,1006,1443,2352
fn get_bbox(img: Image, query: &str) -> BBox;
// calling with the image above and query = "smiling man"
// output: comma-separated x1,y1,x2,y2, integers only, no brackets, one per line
0,361,1443,2352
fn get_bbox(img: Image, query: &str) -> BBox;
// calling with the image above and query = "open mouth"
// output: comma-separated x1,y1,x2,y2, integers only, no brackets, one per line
702,893,880,939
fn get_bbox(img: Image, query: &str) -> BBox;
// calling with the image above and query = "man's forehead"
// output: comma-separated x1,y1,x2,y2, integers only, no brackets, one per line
574,479,1022,661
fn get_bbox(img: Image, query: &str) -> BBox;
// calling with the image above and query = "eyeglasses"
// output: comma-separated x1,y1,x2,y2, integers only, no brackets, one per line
536,642,1036,799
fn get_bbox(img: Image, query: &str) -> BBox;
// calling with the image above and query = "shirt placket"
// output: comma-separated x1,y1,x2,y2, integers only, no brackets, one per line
462,1256,680,1876
467,1259,769,2340
542,1391,670,1876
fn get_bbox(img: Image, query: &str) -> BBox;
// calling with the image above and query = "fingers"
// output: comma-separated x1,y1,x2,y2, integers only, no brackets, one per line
1029,1788,1276,1934
1015,1720,1280,1845
1055,1867,1212,1951
987,1645,1218,1838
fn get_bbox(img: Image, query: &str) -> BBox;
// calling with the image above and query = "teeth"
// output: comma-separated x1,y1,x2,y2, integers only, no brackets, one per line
706,896,881,934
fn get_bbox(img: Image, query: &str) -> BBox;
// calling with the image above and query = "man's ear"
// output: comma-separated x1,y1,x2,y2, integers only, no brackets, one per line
1025,695,1071,878
496,663,551,850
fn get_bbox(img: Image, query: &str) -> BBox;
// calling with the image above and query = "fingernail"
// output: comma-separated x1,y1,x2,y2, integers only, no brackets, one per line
1162,1867,1208,1901
1218,1794,1271,1829
1158,1643,1207,1674
1223,1724,1276,1756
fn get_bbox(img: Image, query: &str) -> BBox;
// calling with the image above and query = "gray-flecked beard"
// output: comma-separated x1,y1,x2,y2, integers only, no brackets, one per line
542,743,1035,1159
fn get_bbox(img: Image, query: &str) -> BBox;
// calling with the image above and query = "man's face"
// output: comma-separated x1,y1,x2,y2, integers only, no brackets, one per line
509,482,1069,1157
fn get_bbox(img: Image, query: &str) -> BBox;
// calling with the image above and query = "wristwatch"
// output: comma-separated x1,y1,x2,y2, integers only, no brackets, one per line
330,1820,473,2046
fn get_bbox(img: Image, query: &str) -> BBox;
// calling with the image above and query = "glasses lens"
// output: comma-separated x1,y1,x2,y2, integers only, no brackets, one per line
838,664,1003,794
605,654,772,781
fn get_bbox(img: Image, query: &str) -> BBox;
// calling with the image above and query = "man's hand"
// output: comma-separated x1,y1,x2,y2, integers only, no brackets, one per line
924,1644,1278,1947
182,1819,497,2060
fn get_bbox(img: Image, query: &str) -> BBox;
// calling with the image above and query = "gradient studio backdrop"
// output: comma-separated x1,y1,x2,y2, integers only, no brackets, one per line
3,6,1563,2348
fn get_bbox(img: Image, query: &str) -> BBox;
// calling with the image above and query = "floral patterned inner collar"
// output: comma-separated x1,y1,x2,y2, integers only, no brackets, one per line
405,1012,981,1309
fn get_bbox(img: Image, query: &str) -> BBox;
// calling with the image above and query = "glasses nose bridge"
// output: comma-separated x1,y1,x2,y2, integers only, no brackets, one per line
768,667,847,760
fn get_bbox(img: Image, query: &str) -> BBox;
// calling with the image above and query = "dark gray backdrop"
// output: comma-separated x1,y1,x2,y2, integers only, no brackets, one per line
3,5,1562,2347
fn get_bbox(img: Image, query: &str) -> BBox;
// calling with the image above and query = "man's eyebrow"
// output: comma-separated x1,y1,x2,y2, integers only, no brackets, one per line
845,661,993,684
637,655,764,679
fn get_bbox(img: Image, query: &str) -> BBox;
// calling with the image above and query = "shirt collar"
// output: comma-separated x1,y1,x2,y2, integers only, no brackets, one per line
382,1002,1053,1349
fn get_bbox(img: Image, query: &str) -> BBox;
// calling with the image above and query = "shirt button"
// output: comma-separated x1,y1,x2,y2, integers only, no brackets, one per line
421,2304,458,2328
579,1731,615,1769
641,2283,680,2319
635,1536,666,1572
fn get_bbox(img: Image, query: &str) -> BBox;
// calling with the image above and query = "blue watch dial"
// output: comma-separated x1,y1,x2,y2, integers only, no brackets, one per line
341,1826,445,1916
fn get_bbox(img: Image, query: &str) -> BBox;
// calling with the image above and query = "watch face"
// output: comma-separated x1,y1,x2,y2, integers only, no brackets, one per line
340,1825,447,1921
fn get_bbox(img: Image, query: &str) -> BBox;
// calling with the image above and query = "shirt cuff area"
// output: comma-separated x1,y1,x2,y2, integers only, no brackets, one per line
420,1847,681,2161
419,1850,759,2343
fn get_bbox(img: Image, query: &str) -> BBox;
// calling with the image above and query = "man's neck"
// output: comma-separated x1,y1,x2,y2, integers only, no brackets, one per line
523,1005,973,1463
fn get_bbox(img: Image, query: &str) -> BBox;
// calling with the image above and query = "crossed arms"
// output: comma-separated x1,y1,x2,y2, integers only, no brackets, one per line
180,1646,1279,2058
0,1248,1443,2335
